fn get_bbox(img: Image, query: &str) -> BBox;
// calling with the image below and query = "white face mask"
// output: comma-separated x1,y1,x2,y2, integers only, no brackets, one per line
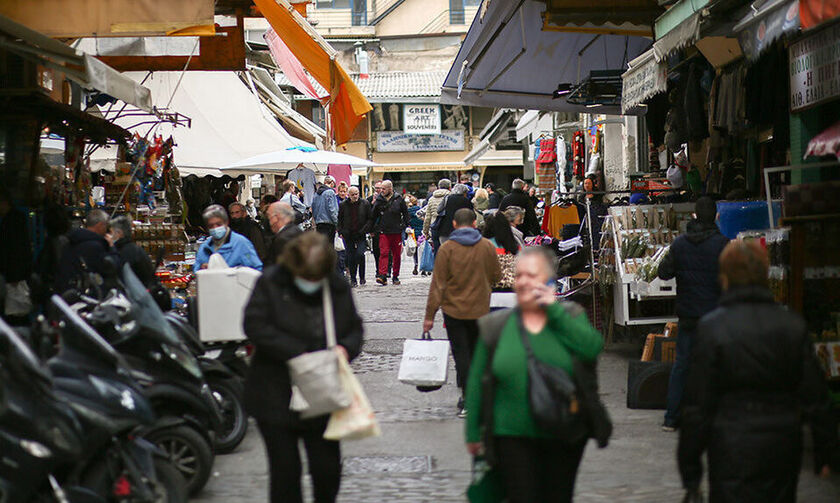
294,277,323,295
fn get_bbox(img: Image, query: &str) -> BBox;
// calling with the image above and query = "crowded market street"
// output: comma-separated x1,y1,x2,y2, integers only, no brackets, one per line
193,259,838,503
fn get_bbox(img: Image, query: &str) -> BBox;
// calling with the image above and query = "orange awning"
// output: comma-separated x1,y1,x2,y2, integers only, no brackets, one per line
253,0,372,147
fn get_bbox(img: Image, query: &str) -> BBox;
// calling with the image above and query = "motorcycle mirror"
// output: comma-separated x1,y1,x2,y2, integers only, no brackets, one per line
50,294,123,366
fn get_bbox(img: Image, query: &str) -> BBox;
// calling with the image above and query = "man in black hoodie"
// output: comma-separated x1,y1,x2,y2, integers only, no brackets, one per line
371,181,409,285
56,209,118,292
437,184,473,244
499,178,539,236
657,196,729,431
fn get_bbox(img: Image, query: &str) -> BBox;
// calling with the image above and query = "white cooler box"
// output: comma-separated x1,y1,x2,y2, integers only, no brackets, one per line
196,267,262,342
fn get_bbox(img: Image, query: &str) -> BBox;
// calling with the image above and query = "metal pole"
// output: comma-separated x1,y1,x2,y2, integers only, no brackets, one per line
586,198,598,327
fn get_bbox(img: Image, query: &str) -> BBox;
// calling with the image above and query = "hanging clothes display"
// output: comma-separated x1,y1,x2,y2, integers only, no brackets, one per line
556,136,567,190
572,131,586,179
541,203,580,238
535,137,558,192
286,165,317,206
327,164,352,185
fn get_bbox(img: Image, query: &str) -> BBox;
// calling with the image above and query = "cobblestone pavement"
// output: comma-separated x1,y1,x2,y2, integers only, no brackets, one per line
195,256,840,502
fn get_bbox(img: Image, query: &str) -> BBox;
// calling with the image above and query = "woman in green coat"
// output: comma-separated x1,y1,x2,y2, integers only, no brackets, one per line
464,247,603,503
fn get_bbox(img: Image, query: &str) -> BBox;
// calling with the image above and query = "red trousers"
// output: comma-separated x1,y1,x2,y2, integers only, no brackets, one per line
378,233,402,278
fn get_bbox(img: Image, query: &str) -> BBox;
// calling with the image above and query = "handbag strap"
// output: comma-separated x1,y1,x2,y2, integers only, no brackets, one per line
322,280,337,348
514,309,538,362
516,307,580,365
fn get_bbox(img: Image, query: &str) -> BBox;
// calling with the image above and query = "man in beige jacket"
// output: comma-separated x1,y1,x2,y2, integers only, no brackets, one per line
424,208,501,417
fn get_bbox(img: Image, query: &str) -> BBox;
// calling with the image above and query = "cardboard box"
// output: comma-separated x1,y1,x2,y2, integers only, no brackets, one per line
197,267,261,342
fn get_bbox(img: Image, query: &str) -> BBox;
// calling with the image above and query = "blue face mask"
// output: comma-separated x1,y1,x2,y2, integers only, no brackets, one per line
209,226,228,240
294,278,323,295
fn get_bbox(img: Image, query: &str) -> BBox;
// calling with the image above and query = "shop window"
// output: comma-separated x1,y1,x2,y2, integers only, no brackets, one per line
449,0,478,24
352,0,367,25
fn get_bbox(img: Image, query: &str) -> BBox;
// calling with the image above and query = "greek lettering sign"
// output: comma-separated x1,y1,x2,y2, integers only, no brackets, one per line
790,22,840,112
621,50,667,113
403,104,441,135
376,130,465,152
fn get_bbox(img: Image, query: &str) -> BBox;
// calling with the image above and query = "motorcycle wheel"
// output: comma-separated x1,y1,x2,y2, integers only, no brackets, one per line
146,425,213,496
208,377,248,454
152,459,188,503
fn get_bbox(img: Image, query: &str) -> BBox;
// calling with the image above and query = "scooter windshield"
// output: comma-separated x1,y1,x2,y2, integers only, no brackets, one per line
120,264,181,346
0,317,50,383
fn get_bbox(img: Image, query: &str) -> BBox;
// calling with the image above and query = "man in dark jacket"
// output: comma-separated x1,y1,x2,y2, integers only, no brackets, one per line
56,209,118,293
108,215,156,286
0,190,33,324
338,186,372,287
264,201,302,266
678,240,834,502
229,202,267,261
658,196,729,430
484,183,502,209
499,178,539,236
437,184,474,244
371,180,409,285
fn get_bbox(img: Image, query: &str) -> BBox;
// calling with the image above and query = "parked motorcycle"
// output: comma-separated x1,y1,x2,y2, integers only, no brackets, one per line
64,265,221,495
164,312,249,454
0,304,187,503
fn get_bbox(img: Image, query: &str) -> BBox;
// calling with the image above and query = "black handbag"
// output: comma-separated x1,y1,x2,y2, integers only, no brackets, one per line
517,313,587,443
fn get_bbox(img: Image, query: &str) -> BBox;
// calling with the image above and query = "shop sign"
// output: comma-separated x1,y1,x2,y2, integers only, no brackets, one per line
789,22,840,112
621,52,667,113
403,104,441,135
376,130,465,152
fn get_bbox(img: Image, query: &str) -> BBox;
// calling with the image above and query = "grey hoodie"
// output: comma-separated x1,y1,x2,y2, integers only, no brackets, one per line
448,227,482,246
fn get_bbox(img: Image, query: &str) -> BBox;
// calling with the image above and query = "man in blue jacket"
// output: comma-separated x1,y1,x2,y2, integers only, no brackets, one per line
657,196,728,431
194,204,262,271
312,176,339,245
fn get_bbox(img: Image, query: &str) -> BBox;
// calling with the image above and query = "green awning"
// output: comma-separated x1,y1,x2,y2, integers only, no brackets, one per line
654,0,710,40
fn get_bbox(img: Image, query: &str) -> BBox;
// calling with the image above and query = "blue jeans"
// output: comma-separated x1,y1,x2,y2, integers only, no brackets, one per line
343,236,366,283
664,318,699,427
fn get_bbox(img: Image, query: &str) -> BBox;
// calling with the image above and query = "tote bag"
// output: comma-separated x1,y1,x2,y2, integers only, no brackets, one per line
287,281,351,419
323,354,381,441
398,331,449,388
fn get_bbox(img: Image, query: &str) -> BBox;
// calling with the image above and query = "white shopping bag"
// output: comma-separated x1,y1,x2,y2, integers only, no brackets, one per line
398,332,450,387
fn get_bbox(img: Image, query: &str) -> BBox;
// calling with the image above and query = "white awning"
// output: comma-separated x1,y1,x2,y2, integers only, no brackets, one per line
97,71,305,173
472,148,524,167
515,110,540,142
652,12,701,62
621,48,667,112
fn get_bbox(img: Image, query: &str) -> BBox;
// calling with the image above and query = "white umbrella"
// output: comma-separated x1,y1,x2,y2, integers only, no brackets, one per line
221,147,376,175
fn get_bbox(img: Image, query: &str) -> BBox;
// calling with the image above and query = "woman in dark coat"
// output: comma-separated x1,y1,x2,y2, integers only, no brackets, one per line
243,231,363,503
679,240,834,503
